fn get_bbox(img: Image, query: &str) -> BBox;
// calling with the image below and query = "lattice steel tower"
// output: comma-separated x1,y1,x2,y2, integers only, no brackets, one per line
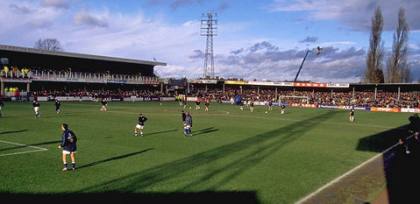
201,12,217,78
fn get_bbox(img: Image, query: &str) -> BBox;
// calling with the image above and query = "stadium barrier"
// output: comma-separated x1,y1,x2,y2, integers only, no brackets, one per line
26,97,417,114
160,97,176,101
123,97,143,102
3,91,28,97
35,96,166,102
291,103,318,108
30,70,160,85
37,96,92,102
254,101,267,106
400,108,420,113
122,97,174,102
319,105,369,111
222,80,349,88
188,79,218,84
142,96,160,101
293,82,327,88
370,107,401,113
187,97,198,102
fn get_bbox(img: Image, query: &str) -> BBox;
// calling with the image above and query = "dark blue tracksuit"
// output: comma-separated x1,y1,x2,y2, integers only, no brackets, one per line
61,130,77,152
184,115,192,135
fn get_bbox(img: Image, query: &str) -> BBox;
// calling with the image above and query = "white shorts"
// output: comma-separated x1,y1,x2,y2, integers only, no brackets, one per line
62,150,76,155
0,106,2,111
136,124,144,129
185,125,191,129
34,107,39,112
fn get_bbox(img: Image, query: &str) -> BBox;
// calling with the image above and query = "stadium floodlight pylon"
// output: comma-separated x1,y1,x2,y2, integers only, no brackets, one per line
201,12,217,79
294,46,322,82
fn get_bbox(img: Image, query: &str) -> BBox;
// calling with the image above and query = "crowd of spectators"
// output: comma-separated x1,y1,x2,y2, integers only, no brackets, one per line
1,83,417,108
189,87,420,108
32,89,163,99
1,67,159,84
2,68,419,108
30,69,158,82
0,66,31,78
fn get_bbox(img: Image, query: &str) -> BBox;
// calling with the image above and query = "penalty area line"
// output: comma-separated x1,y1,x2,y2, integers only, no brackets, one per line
0,139,48,157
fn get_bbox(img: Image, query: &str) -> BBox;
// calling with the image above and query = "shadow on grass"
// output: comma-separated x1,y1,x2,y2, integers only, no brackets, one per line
79,110,340,203
304,121,420,203
290,121,419,204
146,129,178,136
77,148,154,170
0,140,60,152
0,129,28,135
193,127,218,136
356,122,420,204
356,125,409,152
380,143,420,204
0,191,259,204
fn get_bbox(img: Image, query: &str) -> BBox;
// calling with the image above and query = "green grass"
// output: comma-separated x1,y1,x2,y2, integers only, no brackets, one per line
0,102,412,203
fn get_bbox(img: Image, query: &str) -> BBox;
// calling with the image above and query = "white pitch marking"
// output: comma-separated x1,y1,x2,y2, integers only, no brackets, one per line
0,149,48,157
295,135,414,204
0,139,48,157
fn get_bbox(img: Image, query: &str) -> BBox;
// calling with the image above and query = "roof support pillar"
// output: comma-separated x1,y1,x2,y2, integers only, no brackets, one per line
222,83,225,94
0,79,4,96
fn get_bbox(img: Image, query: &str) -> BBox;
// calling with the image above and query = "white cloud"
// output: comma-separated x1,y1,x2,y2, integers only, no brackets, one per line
74,10,108,28
41,0,70,9
0,1,64,45
0,1,418,82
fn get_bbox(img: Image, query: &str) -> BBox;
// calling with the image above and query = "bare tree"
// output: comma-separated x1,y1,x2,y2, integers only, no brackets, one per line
34,38,63,51
365,7,385,83
401,66,410,82
386,8,410,83
373,69,385,83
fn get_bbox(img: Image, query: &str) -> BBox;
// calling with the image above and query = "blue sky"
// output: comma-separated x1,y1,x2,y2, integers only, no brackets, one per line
0,0,419,82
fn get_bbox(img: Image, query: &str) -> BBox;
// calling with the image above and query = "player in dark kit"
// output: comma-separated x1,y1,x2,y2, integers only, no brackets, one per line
55,99,61,114
181,110,186,123
399,133,411,155
184,112,193,136
58,123,77,171
250,100,254,112
134,113,148,136
204,98,210,112
181,110,187,133
349,108,355,122
182,96,188,109
0,98,4,117
267,100,273,111
195,98,201,110
280,104,286,114
408,113,420,134
100,98,108,112
33,99,40,118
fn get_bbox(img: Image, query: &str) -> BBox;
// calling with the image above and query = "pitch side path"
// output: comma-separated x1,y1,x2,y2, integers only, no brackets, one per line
297,134,419,204
0,102,414,203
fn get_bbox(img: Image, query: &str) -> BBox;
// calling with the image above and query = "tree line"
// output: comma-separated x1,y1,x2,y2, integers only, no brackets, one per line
365,7,411,83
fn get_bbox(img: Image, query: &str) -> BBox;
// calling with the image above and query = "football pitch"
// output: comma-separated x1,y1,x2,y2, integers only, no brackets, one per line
0,102,412,203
